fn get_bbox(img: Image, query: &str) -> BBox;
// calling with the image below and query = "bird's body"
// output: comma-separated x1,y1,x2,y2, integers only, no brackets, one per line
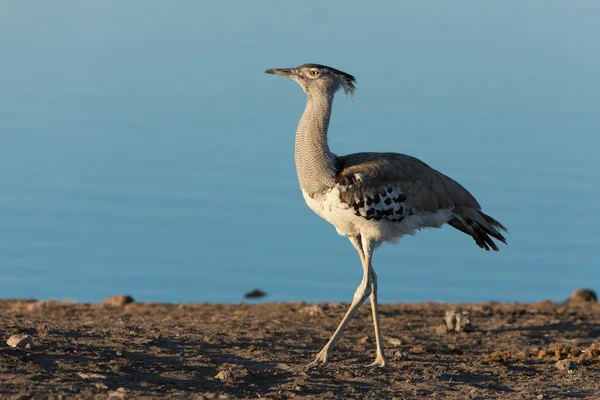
302,152,487,247
265,63,507,369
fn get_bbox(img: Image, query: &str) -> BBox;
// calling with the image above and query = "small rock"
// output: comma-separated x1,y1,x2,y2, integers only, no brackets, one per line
435,324,449,335
393,350,405,359
108,388,127,399
388,337,402,347
103,294,135,307
555,359,573,371
214,365,249,382
25,301,46,312
537,349,549,360
409,345,426,354
445,310,472,332
244,289,266,299
94,382,109,390
77,372,107,380
455,312,472,331
298,304,324,316
447,343,459,352
6,334,34,349
359,336,370,344
484,350,512,362
568,288,597,303
215,370,233,381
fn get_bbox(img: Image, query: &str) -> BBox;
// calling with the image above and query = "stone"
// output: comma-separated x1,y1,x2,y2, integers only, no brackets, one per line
409,345,426,354
77,372,107,380
6,334,34,349
447,343,459,352
555,359,572,371
214,365,249,382
445,310,472,332
436,324,449,335
388,337,402,346
393,350,405,359
25,301,46,312
215,370,233,381
108,388,127,399
484,351,512,362
568,288,597,303
244,289,266,299
103,295,134,307
298,304,324,316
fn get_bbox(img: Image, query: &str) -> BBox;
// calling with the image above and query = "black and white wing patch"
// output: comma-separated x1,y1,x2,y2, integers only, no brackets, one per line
347,185,410,223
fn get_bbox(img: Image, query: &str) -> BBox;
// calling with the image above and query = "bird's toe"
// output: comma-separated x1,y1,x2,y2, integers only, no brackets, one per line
365,356,387,369
305,351,330,370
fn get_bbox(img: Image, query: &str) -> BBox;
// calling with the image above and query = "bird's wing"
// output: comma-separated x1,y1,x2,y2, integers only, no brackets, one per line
335,152,481,215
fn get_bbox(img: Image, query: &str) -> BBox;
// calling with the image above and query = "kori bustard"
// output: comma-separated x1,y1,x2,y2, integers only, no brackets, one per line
265,64,507,368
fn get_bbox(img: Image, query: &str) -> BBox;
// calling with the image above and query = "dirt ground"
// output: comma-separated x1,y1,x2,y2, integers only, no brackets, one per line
1,297,599,399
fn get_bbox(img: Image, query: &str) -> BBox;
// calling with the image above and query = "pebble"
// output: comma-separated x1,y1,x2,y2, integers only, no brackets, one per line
484,350,512,362
244,289,266,299
25,301,46,312
409,345,426,354
77,372,107,380
103,294,135,307
568,288,597,303
298,304,324,316
445,310,472,332
214,365,249,382
215,370,233,381
6,334,34,349
94,382,109,390
393,350,405,359
435,324,449,335
388,337,402,346
447,343,460,352
555,359,572,371
108,388,127,399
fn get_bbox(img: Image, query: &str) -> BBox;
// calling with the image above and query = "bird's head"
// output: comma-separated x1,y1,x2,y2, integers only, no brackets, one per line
265,63,356,100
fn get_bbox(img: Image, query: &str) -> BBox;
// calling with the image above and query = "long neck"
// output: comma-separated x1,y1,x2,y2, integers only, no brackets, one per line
294,91,337,195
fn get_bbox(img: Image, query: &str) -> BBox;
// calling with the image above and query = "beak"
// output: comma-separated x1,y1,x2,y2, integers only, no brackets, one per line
265,68,293,77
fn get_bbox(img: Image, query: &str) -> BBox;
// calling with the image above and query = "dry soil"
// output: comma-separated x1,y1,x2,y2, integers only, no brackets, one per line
1,298,599,399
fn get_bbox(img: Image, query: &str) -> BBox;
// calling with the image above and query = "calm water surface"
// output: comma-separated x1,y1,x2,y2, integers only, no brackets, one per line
1,2,599,303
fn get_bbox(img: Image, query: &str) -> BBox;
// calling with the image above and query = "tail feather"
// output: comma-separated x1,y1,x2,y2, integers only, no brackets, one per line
448,207,507,252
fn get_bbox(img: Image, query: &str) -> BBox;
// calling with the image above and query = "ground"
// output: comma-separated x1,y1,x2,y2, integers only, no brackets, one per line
1,298,599,399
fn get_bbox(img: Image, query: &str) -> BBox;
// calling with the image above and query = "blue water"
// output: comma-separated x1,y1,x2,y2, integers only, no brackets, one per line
1,2,599,303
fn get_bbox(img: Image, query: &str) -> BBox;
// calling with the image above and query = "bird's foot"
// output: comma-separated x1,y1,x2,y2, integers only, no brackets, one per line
365,355,387,369
305,350,330,370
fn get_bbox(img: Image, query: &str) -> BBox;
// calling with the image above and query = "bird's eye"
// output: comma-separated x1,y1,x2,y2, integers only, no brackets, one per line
309,70,319,77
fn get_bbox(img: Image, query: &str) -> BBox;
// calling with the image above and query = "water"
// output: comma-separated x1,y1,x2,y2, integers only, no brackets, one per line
1,2,599,304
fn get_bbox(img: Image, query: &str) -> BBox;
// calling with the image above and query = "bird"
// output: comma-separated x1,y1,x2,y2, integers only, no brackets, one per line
265,64,507,369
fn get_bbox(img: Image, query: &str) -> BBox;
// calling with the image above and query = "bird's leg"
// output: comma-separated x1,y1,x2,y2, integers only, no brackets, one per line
366,266,387,368
306,235,372,369
352,236,387,368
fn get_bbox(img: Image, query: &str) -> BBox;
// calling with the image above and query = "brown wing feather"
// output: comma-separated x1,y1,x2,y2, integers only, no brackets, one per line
336,152,480,213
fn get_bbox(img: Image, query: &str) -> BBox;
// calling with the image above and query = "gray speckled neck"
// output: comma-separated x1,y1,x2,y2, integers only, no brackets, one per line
294,91,338,195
